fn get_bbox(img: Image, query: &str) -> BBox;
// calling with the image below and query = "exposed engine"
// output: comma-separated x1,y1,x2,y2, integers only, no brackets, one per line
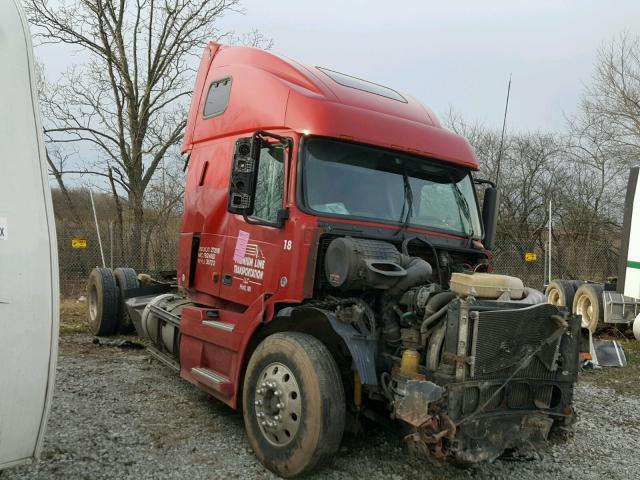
321,236,579,464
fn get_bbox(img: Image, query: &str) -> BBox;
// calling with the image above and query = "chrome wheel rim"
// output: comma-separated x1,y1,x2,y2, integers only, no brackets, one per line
88,284,98,322
254,362,302,447
576,294,595,331
547,287,562,306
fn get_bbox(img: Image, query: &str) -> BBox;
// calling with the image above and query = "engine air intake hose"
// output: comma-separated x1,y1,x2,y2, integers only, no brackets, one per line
402,236,444,289
387,256,433,297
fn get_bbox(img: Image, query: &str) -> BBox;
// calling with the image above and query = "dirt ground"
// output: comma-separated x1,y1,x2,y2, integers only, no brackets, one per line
4,305,640,479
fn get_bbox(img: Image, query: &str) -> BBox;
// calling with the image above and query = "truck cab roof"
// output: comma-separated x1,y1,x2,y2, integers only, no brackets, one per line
182,43,479,171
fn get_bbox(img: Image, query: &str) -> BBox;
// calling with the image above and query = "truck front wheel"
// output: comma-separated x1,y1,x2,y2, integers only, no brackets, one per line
242,332,345,478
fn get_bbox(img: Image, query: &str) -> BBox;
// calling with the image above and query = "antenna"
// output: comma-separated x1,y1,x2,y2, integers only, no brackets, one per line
495,74,512,188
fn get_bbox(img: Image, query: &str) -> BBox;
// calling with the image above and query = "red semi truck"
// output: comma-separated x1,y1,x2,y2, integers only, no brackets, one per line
88,43,580,477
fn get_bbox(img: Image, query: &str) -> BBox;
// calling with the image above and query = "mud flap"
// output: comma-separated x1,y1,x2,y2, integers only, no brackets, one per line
324,310,379,385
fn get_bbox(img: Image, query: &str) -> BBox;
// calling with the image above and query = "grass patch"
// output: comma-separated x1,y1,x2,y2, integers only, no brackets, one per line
581,337,640,396
59,297,90,334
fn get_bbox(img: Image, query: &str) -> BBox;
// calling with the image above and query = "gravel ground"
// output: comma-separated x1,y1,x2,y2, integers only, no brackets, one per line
4,333,640,480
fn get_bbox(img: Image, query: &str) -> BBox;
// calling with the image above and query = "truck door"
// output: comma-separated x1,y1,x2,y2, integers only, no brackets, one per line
0,0,59,470
219,140,288,305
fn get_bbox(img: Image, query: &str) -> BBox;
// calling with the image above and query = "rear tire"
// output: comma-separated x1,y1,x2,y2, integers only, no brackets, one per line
572,283,604,333
545,280,577,310
113,267,139,333
242,332,345,478
87,267,119,336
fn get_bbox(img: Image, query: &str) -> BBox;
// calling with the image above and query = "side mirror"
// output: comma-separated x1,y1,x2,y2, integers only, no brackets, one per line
481,186,499,250
227,131,292,228
228,136,259,215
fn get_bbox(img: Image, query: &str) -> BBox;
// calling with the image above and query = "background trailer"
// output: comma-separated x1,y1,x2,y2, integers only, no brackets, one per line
0,0,59,470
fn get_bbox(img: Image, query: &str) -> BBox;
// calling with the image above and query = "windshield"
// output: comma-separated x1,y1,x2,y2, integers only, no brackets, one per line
301,137,483,239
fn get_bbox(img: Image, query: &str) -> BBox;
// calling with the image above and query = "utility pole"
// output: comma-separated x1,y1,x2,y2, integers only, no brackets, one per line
495,75,512,188
89,189,106,268
548,199,552,285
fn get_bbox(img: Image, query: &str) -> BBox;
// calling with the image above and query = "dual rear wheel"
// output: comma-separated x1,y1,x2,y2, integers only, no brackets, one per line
545,279,604,332
86,267,139,335
87,268,347,477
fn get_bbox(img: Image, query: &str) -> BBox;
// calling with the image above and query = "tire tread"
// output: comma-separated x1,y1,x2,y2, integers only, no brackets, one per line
87,267,119,336
113,267,138,333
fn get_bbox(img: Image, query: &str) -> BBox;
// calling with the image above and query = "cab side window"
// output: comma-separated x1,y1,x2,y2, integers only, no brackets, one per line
203,78,232,118
253,146,285,223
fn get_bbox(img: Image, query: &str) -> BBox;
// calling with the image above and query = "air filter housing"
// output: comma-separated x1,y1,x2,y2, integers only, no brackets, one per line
324,237,407,290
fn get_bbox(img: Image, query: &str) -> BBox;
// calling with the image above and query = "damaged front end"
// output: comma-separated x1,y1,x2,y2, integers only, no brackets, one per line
315,235,580,465
390,298,580,464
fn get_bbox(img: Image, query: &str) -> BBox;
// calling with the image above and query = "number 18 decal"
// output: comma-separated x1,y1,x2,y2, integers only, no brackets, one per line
283,239,292,251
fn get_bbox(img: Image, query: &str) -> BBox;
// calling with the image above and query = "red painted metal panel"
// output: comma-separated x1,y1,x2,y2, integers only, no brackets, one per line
184,44,478,169
192,233,226,297
179,296,271,408
182,42,220,154
177,44,485,408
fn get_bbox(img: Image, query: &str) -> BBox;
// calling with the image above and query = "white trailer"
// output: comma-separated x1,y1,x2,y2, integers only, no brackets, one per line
0,0,59,470
546,166,640,337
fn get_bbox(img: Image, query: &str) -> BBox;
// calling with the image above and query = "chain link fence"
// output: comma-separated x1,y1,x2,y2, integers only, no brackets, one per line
56,220,620,297
492,238,619,290
57,219,180,296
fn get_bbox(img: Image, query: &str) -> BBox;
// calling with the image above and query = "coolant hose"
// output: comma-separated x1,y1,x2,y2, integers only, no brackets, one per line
424,291,456,316
420,291,456,341
420,303,449,338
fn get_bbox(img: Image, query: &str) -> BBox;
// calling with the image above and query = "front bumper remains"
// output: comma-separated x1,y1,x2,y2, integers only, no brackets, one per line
396,300,580,464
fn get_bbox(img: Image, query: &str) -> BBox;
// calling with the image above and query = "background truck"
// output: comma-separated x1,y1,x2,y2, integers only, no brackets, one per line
0,0,59,471
88,43,581,477
546,166,640,338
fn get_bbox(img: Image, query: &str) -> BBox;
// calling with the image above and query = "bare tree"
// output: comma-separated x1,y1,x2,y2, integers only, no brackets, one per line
444,32,640,284
579,32,640,166
445,110,565,243
28,0,269,255
554,32,640,271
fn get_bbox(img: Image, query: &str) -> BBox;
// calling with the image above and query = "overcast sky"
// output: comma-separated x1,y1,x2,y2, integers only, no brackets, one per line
38,0,640,134
217,0,640,132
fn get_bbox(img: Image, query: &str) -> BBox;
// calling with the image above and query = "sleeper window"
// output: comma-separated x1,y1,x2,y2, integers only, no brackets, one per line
203,78,232,118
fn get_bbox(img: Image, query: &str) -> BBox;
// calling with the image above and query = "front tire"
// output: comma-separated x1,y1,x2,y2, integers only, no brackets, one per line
242,332,345,478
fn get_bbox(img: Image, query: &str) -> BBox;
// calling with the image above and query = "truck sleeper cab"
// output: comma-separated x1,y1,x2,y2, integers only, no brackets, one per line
87,44,580,478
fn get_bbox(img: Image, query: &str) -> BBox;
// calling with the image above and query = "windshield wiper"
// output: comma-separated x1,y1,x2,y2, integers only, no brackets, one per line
395,165,413,234
450,174,474,247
